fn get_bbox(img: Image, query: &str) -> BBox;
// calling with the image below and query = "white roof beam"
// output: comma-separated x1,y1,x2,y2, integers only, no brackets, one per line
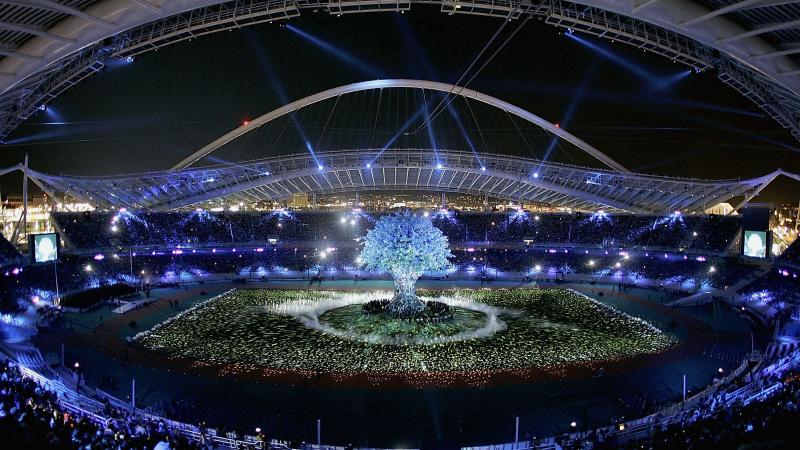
682,0,769,27
0,48,42,61
752,44,800,60
129,0,160,13
739,1,800,10
0,20,75,43
633,0,664,12
0,1,115,28
719,19,800,44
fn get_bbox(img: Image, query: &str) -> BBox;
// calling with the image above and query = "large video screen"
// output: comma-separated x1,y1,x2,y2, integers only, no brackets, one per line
743,230,767,258
31,233,59,263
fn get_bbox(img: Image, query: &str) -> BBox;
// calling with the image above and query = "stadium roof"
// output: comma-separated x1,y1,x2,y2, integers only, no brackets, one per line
0,1,799,143
1,148,794,214
1,75,794,214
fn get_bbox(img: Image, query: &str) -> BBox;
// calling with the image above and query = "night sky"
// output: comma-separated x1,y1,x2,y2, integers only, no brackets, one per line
1,7,798,203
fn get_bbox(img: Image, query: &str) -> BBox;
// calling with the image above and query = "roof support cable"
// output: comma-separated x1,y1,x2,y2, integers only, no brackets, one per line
413,13,532,135
314,94,340,152
409,7,518,135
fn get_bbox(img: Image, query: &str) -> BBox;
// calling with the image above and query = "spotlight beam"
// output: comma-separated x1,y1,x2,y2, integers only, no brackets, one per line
395,16,484,167
245,30,321,167
542,65,597,163
368,107,426,165
482,78,764,118
285,24,383,79
566,32,690,90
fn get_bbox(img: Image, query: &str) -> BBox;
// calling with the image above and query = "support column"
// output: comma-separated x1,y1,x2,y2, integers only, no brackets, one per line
22,154,27,239
54,259,60,306
682,374,686,401
10,155,28,246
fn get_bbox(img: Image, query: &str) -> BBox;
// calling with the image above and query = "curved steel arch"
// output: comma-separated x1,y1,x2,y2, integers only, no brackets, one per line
1,1,800,142
1,1,798,95
171,79,631,173
567,0,800,92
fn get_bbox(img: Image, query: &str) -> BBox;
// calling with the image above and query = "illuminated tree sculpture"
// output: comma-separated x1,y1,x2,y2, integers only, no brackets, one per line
360,211,453,318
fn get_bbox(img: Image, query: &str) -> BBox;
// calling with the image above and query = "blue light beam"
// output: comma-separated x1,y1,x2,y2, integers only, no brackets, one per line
540,65,596,166
285,25,383,79
566,32,691,90
421,93,441,164
244,30,321,167
394,16,484,167
369,107,426,164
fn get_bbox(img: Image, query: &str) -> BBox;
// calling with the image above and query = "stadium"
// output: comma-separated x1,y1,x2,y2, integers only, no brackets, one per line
1,1,800,449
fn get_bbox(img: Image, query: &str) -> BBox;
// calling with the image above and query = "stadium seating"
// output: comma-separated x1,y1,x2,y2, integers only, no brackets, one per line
51,211,741,253
2,343,798,449
0,359,213,449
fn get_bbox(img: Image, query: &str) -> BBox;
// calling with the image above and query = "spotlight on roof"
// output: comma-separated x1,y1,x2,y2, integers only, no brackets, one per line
436,163,444,170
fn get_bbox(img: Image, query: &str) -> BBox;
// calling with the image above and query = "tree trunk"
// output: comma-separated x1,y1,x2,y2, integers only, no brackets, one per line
385,271,425,318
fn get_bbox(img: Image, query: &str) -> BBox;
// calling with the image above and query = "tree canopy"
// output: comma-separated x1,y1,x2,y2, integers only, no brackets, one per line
360,211,453,277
